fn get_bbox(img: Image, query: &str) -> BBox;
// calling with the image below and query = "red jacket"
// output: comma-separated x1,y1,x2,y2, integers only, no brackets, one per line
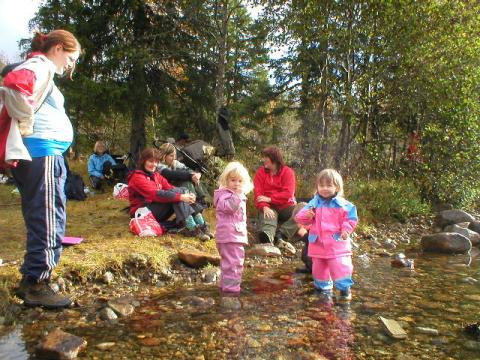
253,165,296,210
127,170,181,215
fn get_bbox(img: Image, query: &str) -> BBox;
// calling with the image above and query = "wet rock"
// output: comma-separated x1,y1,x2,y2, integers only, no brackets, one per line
465,294,480,302
99,307,118,321
444,224,480,246
186,296,215,308
178,249,220,268
102,271,114,284
421,233,472,254
107,298,135,317
379,316,407,339
247,244,282,257
356,254,371,267
201,267,220,283
95,342,116,351
434,210,475,229
220,297,241,310
468,220,480,235
431,337,449,346
416,327,439,335
36,328,87,359
383,239,397,250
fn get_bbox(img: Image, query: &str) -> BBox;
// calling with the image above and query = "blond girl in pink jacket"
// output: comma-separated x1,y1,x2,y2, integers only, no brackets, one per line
214,161,253,294
295,169,358,301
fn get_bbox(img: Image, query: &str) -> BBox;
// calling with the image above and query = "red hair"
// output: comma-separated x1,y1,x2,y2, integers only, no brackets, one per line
137,148,161,170
261,146,285,168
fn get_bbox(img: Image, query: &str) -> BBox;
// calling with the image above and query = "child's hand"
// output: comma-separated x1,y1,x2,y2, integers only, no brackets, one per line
305,209,315,219
341,231,349,240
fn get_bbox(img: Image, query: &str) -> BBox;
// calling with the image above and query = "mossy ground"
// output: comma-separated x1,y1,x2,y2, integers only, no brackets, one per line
0,160,217,314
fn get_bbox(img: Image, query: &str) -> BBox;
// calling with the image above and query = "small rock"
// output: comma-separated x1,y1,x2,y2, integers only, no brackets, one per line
201,268,220,283
99,307,118,321
96,342,116,350
107,299,134,317
416,327,439,335
102,271,114,284
186,296,215,308
36,328,87,360
247,244,282,257
379,316,407,339
220,297,241,310
383,239,397,250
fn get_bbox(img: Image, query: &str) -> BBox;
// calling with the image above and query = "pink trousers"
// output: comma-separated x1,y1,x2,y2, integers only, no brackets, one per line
216,242,245,293
312,256,354,291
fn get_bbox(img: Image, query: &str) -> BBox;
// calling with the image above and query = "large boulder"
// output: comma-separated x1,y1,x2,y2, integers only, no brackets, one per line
434,210,475,229
468,220,480,235
421,233,472,254
444,224,480,246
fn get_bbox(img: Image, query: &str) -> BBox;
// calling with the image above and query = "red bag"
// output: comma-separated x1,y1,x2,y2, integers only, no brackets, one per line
113,183,129,200
129,207,164,237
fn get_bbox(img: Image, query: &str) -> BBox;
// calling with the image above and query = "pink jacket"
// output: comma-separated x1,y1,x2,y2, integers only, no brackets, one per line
295,194,358,259
214,188,248,244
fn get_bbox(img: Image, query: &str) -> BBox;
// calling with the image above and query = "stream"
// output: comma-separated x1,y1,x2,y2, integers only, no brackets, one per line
1,252,480,359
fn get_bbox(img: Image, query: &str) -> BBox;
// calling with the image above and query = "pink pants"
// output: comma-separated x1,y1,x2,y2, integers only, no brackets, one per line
312,256,354,291
216,242,245,293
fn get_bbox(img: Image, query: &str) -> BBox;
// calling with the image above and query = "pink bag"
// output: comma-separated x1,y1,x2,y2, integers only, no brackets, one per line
113,183,129,200
129,207,164,237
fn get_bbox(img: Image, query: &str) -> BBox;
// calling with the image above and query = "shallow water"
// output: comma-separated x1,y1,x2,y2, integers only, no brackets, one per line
1,252,480,359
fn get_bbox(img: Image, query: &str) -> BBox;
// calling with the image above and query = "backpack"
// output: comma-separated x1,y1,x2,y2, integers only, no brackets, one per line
65,171,86,201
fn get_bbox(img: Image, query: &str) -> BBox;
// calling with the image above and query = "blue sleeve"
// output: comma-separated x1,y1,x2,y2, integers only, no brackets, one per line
346,203,358,221
106,154,116,165
88,155,102,177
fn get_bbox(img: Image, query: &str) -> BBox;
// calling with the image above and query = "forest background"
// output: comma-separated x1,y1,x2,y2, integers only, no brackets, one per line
1,0,479,218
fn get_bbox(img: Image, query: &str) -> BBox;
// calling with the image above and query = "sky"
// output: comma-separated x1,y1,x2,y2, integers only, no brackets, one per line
0,0,42,61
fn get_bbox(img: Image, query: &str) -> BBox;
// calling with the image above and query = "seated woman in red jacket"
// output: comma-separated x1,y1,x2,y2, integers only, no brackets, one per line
127,148,210,241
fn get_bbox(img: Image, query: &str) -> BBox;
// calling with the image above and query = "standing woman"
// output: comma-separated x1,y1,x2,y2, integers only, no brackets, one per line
0,30,81,308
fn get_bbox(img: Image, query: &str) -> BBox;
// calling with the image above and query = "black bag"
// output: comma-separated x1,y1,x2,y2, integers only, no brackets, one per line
65,171,86,201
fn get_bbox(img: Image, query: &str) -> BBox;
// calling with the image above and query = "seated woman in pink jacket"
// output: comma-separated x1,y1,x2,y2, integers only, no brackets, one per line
214,161,253,294
295,169,358,301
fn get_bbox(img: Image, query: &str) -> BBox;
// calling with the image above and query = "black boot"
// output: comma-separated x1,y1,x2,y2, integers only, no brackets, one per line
200,223,214,238
16,278,71,309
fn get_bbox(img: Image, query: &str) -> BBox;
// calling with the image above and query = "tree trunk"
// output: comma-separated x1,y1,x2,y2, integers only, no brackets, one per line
214,0,235,157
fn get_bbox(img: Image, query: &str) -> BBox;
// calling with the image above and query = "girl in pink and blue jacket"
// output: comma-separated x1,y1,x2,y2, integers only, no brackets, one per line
295,169,358,300
214,161,253,293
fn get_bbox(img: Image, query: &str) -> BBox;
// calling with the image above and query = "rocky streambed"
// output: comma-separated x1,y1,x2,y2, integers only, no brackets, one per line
1,214,480,359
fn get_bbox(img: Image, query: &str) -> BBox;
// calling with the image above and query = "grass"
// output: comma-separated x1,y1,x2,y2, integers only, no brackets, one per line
0,160,218,313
